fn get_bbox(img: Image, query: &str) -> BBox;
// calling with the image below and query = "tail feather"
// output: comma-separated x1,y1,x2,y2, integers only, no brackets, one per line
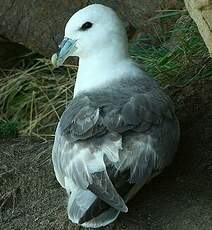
68,166,134,226
79,198,110,224
68,188,97,224
68,188,120,228
81,208,120,228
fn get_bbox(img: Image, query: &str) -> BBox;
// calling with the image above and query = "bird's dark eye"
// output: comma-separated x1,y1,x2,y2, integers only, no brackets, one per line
80,22,93,31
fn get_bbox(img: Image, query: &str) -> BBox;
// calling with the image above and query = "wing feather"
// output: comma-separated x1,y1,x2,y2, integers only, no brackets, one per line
88,171,128,213
52,83,179,224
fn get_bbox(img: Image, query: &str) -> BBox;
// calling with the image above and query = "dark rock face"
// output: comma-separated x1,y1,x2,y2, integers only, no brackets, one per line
0,40,29,68
0,0,183,56
0,0,86,56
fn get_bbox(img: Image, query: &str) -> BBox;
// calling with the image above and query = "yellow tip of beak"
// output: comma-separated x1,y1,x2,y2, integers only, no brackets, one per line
51,53,58,68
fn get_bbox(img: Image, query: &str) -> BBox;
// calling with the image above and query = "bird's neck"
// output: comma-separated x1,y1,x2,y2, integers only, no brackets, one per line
74,46,131,97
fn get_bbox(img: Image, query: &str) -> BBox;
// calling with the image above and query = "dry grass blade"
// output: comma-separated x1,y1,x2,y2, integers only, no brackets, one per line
0,59,76,139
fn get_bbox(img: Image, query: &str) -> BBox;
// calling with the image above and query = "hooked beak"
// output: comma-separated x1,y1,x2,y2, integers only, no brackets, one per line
51,37,77,68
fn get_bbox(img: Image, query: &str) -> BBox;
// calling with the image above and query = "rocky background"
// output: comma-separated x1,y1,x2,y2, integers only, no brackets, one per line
1,1,212,59
185,0,212,57
0,0,183,57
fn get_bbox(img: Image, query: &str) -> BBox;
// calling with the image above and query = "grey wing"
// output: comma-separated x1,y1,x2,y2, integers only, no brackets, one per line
104,89,174,133
53,89,179,219
59,95,106,141
88,170,128,212
53,118,128,214
105,89,179,183
119,117,179,185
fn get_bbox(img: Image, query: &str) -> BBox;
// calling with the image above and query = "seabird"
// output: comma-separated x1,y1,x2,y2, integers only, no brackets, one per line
51,4,180,228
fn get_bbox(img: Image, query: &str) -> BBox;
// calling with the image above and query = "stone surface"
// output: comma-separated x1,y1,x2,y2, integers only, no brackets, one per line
0,0,183,57
185,0,212,56
0,41,28,68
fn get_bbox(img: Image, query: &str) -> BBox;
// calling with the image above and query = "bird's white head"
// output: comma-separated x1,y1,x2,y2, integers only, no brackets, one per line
52,4,128,66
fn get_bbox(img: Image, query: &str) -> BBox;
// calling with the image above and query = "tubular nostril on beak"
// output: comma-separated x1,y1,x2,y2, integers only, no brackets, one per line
57,37,69,56
51,37,77,68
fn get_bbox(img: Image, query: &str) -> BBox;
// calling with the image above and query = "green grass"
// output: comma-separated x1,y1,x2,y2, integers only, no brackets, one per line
0,14,211,139
0,59,77,138
0,120,18,138
130,15,212,86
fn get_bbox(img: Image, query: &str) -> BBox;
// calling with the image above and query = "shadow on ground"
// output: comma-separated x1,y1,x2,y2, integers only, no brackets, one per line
0,79,212,230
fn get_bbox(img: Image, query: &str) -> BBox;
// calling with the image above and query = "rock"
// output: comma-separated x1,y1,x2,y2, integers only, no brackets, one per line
0,41,29,69
0,0,183,57
184,0,212,57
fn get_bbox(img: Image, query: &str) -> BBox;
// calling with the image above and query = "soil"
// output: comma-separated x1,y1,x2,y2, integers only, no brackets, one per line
0,79,212,230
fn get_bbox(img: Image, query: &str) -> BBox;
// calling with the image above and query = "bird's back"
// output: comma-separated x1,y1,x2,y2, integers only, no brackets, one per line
52,73,179,228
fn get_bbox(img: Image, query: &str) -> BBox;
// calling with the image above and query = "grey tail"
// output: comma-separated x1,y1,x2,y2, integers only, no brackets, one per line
79,168,133,225
68,167,134,228
67,188,120,228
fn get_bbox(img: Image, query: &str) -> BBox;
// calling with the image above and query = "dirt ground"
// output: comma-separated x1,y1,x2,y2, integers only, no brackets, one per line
0,79,212,230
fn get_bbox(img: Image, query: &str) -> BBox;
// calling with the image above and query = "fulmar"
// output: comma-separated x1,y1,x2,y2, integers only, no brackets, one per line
51,4,180,228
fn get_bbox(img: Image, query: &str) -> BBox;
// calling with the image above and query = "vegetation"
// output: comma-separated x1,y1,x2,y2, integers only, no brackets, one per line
131,15,212,85
0,14,211,139
0,60,76,138
0,120,18,138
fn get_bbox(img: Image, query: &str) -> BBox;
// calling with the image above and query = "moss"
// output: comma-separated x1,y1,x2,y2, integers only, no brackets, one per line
0,121,18,138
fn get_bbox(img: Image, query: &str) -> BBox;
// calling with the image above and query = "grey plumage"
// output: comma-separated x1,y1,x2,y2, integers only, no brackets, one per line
52,73,180,227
